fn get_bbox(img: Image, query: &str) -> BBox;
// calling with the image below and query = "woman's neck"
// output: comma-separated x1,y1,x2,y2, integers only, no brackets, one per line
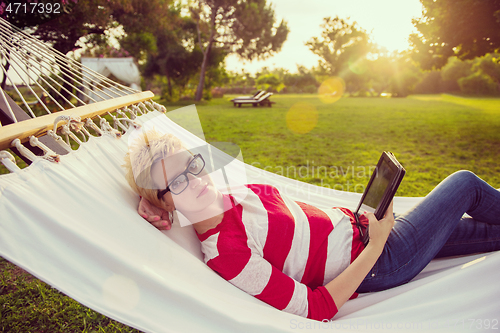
192,212,224,235
186,190,225,234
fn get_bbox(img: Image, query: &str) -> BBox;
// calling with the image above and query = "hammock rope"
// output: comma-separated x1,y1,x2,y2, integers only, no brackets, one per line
0,19,138,96
0,149,19,172
29,135,60,162
0,100,163,168
12,138,39,161
0,25,80,112
0,17,140,121
0,17,168,172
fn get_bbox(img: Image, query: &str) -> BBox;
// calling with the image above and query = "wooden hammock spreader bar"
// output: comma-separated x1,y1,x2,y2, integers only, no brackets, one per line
0,91,154,151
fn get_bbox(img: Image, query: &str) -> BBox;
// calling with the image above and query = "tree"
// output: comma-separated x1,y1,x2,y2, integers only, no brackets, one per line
109,0,177,63
1,0,115,103
458,72,498,95
387,53,422,97
226,70,255,89
475,53,500,83
410,0,500,70
140,5,218,101
190,0,289,101
1,0,82,90
1,0,77,29
31,0,113,55
3,0,176,103
306,16,374,95
143,24,198,99
440,57,473,82
256,73,283,92
365,55,394,95
306,16,373,77
439,53,500,95
283,66,319,93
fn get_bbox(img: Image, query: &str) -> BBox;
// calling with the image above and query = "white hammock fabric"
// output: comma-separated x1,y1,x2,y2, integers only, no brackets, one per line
0,110,499,333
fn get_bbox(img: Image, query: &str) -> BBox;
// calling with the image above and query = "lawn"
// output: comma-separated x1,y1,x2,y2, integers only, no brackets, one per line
189,94,500,197
1,94,500,331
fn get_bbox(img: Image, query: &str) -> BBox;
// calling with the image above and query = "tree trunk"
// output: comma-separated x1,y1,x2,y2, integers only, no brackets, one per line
167,73,173,98
1,63,9,90
194,4,216,102
1,51,11,90
195,43,211,101
165,59,173,98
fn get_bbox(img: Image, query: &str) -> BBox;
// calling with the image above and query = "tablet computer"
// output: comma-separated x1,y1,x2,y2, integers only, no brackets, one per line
355,152,405,245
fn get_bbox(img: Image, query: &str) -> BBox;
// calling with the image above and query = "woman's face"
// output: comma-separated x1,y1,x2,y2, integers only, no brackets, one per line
150,148,220,222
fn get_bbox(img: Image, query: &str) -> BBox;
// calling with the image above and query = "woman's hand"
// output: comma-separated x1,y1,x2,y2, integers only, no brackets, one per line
363,201,395,250
325,201,395,311
138,197,172,230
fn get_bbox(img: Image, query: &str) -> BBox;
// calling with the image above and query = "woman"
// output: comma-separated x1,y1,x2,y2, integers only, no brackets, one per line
123,130,500,322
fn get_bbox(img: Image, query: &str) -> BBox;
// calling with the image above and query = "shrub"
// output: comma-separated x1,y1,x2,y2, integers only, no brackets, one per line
441,57,473,82
303,84,318,94
283,72,319,93
203,90,212,101
210,87,224,98
256,74,284,92
458,73,498,95
219,87,255,94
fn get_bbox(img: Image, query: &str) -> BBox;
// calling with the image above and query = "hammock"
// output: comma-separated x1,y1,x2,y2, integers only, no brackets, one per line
1,109,499,332
1,18,499,333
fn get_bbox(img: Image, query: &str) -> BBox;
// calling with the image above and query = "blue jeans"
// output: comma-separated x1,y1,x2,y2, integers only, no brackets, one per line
357,170,500,293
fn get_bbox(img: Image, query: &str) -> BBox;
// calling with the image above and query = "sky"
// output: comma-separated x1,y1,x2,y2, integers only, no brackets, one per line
225,0,424,74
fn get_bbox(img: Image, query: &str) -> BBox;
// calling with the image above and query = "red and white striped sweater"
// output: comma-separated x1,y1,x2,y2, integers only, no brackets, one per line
196,184,365,321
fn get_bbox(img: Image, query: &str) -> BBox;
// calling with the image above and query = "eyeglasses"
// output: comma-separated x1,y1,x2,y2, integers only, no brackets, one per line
157,154,206,199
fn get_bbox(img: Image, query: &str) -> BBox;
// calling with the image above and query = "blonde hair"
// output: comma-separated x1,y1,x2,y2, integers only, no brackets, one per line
123,129,184,208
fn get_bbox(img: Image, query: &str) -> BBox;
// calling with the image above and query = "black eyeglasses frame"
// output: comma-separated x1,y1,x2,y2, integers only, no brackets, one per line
156,153,205,199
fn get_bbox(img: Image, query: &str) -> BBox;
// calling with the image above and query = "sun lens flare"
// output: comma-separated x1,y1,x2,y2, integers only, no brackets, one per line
318,77,345,104
348,57,368,75
286,102,318,134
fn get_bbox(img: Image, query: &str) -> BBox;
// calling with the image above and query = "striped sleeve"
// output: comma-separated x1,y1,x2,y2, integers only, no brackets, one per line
210,249,338,321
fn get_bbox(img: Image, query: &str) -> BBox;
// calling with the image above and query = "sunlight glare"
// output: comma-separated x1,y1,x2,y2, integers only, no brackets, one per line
348,57,368,75
318,77,345,104
461,256,486,269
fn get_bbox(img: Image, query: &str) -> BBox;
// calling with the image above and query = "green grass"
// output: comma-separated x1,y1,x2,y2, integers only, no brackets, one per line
0,258,140,332
186,94,500,196
1,93,500,331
